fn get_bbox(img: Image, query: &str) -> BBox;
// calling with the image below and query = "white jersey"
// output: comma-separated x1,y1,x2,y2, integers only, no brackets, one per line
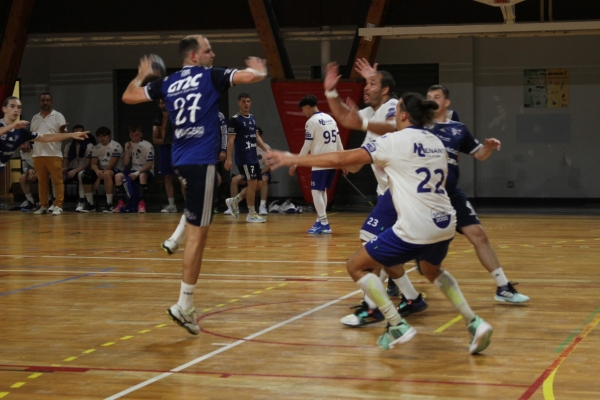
30,110,66,158
63,141,93,170
20,150,34,172
129,140,154,173
303,111,343,171
359,98,398,195
362,127,456,244
89,140,124,170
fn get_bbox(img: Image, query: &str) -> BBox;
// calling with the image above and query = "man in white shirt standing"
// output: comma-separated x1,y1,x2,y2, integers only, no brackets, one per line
289,94,343,234
31,92,68,215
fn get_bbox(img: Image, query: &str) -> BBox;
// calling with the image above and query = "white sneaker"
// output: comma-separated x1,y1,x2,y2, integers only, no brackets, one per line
246,213,266,223
166,304,199,335
259,206,268,215
34,206,48,215
48,204,55,212
52,206,63,215
161,204,177,213
75,202,85,212
225,197,239,218
223,208,232,215
161,238,180,255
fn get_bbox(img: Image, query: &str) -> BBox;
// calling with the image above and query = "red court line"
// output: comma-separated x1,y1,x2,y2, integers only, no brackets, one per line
0,363,529,388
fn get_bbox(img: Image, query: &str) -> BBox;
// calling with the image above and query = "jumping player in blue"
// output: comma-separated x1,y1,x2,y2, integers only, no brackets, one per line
122,34,267,335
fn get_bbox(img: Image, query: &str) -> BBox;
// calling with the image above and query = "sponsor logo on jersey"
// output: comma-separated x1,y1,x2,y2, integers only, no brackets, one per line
364,142,377,153
414,143,444,157
167,74,203,94
431,208,452,229
175,126,205,139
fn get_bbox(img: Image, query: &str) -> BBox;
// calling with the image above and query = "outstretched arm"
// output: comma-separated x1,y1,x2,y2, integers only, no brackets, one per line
0,120,29,137
267,148,371,171
473,138,501,161
232,57,268,84
122,56,156,104
35,131,89,143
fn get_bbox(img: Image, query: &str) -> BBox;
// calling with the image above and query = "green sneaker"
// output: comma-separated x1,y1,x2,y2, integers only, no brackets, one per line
377,320,416,350
467,316,493,354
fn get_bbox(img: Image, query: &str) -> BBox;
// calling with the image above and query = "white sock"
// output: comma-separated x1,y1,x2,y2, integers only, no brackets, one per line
357,273,401,326
177,281,196,311
77,172,85,198
234,194,243,203
491,267,509,287
394,274,419,300
107,194,113,204
168,197,175,206
379,269,388,282
171,214,187,244
312,190,328,225
260,199,266,207
26,193,35,203
249,206,256,214
434,270,475,323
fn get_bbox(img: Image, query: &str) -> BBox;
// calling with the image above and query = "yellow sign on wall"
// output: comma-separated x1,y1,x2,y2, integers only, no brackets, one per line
524,69,569,108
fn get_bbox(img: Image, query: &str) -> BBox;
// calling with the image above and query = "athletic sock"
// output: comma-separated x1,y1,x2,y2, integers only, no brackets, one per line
26,194,35,203
260,199,266,207
168,197,175,206
357,273,401,326
491,267,509,287
171,214,186,244
393,274,419,300
434,269,475,322
85,193,94,205
177,281,196,311
106,194,114,204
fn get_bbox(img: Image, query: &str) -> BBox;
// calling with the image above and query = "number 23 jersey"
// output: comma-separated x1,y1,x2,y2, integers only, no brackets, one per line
144,65,236,166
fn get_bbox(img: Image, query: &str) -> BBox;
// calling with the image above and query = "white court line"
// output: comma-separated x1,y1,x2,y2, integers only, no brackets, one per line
104,289,362,400
2,254,346,264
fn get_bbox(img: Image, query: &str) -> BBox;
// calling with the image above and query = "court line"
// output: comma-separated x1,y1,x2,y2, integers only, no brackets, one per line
0,268,114,297
519,312,600,400
104,290,362,400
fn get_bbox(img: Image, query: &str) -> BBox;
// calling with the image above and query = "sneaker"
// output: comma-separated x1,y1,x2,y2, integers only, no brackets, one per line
467,316,493,354
34,206,48,215
52,206,63,215
246,213,266,223
377,321,417,350
103,203,114,213
113,199,126,213
48,204,55,212
75,202,85,212
79,202,96,213
223,208,232,215
386,279,400,297
307,222,332,234
225,197,239,218
161,204,177,213
495,282,530,304
161,238,180,255
10,200,31,211
20,201,37,212
166,304,200,335
259,205,268,215
138,200,146,213
398,293,428,317
340,301,385,327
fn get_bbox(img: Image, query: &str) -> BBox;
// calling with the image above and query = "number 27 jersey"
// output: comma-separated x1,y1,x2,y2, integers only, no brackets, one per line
145,65,236,166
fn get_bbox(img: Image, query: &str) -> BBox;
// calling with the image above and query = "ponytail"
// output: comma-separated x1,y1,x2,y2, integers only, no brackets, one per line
399,92,439,127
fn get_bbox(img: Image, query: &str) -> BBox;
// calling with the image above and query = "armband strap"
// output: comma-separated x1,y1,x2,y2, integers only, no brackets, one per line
325,89,339,99
247,68,267,77
134,171,141,177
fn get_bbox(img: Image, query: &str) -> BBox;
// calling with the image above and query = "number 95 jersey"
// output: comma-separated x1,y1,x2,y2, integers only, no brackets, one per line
144,65,236,166
304,111,343,171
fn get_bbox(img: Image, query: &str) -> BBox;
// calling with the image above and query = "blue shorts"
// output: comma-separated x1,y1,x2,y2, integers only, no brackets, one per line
365,227,452,268
123,170,154,183
360,189,397,242
311,169,336,191
238,164,261,181
447,187,480,231
174,164,217,227
158,145,174,176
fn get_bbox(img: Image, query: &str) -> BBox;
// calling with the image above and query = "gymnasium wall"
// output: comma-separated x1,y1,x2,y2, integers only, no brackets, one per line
15,32,600,198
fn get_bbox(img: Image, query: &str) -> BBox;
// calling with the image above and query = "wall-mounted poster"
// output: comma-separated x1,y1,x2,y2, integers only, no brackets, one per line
524,68,569,108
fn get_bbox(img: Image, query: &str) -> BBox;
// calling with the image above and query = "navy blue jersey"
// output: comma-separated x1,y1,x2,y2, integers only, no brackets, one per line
429,120,481,189
228,113,259,165
145,65,236,166
0,119,40,167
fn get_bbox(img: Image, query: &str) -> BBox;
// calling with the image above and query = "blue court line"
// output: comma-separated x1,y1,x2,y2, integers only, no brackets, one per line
0,268,114,297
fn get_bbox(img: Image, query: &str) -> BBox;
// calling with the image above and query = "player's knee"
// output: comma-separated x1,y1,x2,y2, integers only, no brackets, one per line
464,224,489,246
81,171,95,185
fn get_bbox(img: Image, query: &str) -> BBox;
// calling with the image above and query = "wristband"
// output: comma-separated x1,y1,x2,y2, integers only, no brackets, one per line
247,68,267,77
362,117,369,132
325,89,339,99
134,171,140,177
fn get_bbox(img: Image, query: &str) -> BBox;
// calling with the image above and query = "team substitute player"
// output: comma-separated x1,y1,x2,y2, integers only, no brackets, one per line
266,92,493,354
225,93,270,223
288,94,343,234
122,35,267,335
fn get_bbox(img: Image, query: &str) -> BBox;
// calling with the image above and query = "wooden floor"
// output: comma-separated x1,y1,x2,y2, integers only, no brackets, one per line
1,210,599,399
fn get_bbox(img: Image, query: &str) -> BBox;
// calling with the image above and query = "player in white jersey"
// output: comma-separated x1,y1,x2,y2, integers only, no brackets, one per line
267,92,493,354
289,94,343,234
80,126,124,212
324,60,426,324
114,125,155,213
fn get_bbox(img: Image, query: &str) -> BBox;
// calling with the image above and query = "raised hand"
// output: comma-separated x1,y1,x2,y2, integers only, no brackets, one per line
246,57,268,77
324,62,341,92
354,58,377,79
484,138,501,151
